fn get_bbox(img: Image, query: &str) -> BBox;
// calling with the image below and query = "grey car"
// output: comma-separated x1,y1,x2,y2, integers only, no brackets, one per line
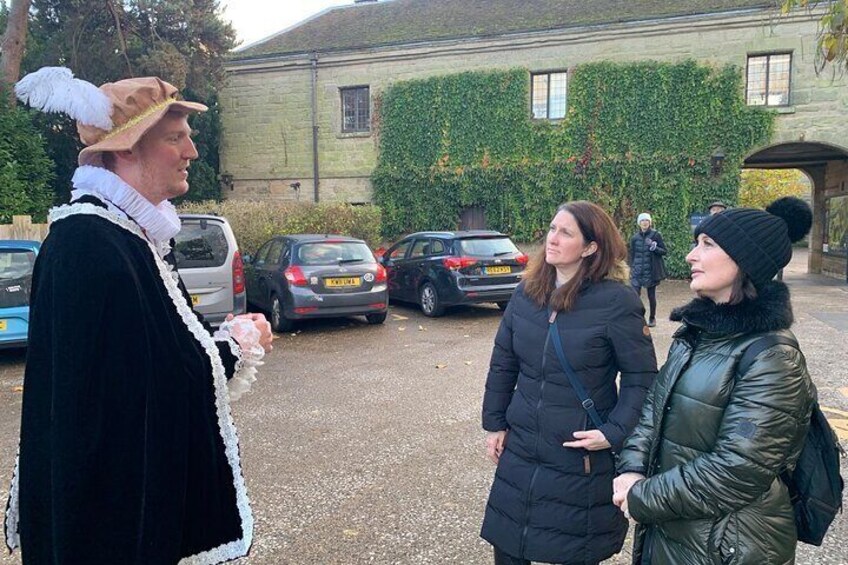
244,235,388,332
174,214,247,327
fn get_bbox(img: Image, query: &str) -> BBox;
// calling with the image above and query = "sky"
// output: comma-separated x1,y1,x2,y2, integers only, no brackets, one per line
222,0,353,49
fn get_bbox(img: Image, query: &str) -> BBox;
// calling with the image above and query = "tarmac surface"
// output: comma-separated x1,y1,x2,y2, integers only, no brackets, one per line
0,249,846,564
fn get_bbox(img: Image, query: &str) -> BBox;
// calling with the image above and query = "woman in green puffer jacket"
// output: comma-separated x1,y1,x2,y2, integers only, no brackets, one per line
613,197,816,565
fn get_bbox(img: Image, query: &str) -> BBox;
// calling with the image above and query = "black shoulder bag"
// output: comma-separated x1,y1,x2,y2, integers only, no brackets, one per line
737,335,844,546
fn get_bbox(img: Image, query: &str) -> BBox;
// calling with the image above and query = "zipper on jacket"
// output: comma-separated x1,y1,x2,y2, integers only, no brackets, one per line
519,311,553,557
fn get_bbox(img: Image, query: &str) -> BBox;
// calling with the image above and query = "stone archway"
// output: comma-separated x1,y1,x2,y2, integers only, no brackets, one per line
744,141,848,280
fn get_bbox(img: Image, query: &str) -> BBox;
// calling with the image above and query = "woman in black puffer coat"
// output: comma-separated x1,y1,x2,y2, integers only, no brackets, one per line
613,197,816,564
629,213,667,327
481,201,658,565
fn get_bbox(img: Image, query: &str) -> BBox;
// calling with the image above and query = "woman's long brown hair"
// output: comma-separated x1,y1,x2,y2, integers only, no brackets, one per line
523,201,629,312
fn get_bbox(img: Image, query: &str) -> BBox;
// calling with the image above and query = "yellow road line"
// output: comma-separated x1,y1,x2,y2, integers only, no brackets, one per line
828,420,848,441
820,405,848,418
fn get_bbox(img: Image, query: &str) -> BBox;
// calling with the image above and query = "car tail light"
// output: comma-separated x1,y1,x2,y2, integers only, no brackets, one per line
443,256,478,270
375,264,387,283
232,250,245,294
284,265,308,286
516,253,529,265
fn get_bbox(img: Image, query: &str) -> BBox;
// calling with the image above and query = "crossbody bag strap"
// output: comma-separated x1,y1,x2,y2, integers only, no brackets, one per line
548,311,605,429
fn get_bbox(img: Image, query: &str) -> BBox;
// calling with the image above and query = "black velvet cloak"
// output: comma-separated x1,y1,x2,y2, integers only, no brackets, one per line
4,197,253,564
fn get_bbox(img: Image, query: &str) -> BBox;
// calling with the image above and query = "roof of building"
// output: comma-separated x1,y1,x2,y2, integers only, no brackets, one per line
233,0,774,60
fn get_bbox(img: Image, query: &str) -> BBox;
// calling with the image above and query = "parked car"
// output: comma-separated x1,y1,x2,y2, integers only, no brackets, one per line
0,240,40,349
174,214,247,327
380,230,528,317
244,235,388,332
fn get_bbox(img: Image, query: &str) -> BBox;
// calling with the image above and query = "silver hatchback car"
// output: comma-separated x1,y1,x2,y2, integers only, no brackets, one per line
174,214,247,327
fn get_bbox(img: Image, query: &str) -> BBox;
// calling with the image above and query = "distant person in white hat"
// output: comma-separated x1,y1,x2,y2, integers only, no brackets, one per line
629,212,667,327
5,67,272,565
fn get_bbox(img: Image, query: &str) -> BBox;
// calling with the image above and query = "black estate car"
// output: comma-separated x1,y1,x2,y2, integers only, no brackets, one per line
245,235,388,332
380,231,527,317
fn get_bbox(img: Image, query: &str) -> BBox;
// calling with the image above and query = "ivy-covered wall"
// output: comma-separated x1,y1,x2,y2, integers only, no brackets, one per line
372,61,774,276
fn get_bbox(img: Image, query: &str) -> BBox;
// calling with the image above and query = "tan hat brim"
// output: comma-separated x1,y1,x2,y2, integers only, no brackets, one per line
79,100,207,166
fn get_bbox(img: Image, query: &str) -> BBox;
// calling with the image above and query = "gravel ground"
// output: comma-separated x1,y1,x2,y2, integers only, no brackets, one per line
0,249,845,565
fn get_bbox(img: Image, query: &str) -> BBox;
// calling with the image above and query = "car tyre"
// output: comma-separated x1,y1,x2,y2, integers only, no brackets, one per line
419,282,445,317
270,294,295,332
496,301,509,311
366,312,387,325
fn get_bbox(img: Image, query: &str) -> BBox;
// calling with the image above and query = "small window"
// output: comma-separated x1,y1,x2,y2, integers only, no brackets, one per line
531,71,567,120
341,86,370,132
746,53,791,106
389,240,412,260
254,241,274,265
410,239,430,259
265,240,285,266
428,240,446,255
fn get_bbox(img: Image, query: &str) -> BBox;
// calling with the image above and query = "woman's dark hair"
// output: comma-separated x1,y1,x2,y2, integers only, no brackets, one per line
727,270,758,305
524,201,628,312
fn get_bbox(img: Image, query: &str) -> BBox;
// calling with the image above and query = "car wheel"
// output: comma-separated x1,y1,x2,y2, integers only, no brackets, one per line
496,301,509,311
366,312,387,325
270,294,295,332
419,282,445,317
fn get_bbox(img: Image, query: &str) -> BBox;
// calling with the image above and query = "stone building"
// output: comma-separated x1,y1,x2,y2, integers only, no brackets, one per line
222,0,848,278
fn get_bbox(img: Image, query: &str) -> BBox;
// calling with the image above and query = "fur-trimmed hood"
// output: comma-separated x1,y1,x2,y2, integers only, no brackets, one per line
670,280,793,336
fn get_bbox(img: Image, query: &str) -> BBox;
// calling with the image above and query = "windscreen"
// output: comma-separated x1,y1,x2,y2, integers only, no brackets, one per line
0,249,36,308
456,237,519,257
296,242,375,266
174,221,228,268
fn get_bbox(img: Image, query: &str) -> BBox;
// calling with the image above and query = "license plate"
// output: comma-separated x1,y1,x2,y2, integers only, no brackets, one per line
325,276,361,288
191,295,200,306
0,320,6,331
485,266,512,275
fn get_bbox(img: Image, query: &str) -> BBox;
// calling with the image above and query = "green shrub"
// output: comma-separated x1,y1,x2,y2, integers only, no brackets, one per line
176,200,382,254
0,100,56,223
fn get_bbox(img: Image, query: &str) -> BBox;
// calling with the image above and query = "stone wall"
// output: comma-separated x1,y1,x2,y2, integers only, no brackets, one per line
821,161,848,278
222,8,848,204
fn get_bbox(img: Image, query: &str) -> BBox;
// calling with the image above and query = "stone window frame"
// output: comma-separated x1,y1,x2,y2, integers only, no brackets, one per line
745,52,793,107
340,85,371,133
530,70,568,120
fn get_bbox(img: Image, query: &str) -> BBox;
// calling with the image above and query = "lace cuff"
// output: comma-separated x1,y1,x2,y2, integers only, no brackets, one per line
214,318,265,402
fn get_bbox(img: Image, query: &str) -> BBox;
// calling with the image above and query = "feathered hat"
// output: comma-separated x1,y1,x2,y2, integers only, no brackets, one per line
15,67,207,166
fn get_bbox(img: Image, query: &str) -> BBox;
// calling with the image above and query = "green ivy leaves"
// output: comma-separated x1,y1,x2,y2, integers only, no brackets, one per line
373,61,774,277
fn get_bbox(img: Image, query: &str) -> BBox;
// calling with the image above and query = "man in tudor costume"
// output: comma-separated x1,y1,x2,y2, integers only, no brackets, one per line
4,68,273,564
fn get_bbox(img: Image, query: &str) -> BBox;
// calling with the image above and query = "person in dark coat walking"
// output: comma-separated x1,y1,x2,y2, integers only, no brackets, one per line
481,201,658,565
629,213,667,327
613,197,815,564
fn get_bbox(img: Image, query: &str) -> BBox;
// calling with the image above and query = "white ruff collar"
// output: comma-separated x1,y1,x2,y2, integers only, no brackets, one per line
70,165,181,249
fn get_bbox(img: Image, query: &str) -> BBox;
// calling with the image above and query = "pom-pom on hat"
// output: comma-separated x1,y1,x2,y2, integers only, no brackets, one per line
15,67,207,167
694,196,812,287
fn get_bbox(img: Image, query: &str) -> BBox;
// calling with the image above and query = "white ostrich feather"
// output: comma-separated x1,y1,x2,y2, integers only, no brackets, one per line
15,67,113,130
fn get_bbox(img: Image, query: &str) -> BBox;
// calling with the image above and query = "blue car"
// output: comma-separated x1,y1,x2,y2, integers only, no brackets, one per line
0,240,40,349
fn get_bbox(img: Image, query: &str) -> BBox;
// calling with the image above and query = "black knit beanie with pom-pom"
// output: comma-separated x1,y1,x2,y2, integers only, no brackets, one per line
694,196,812,288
